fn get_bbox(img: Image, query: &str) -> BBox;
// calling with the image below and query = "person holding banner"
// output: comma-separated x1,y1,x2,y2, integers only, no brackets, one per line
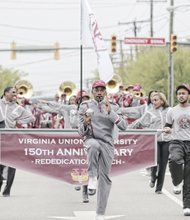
129,92,171,194
0,86,35,197
78,80,127,220
163,84,190,216
39,90,91,203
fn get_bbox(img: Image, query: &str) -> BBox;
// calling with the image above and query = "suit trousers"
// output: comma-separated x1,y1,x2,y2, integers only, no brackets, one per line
150,141,169,192
84,138,114,215
0,164,16,195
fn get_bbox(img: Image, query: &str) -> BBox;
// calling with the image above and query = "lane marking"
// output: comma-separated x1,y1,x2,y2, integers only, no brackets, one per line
48,211,124,219
162,188,183,207
140,170,183,207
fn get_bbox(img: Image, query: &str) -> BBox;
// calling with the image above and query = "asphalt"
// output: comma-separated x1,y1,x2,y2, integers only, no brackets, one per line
0,168,185,220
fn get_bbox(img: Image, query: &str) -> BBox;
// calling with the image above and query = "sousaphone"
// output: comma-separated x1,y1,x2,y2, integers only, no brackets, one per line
15,80,33,98
58,81,76,100
106,74,122,94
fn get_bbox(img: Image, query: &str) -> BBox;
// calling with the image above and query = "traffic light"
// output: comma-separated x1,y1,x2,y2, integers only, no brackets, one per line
170,34,177,53
10,41,16,59
54,42,60,60
111,35,117,53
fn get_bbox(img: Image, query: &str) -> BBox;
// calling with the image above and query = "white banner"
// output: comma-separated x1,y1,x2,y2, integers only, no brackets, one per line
81,0,114,82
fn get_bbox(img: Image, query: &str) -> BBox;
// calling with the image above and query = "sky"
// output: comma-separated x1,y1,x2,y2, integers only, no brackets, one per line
0,0,190,96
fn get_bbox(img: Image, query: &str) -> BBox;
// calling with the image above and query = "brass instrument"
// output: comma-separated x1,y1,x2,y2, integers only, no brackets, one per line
58,81,76,100
133,89,146,98
15,80,33,98
123,85,134,94
106,74,122,94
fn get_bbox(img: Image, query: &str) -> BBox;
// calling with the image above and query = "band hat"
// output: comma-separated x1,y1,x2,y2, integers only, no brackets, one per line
76,90,90,99
176,83,190,94
127,85,134,89
133,84,142,91
92,80,106,89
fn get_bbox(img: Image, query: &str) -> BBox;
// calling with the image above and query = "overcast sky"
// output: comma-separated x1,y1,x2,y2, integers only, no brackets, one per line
0,0,190,96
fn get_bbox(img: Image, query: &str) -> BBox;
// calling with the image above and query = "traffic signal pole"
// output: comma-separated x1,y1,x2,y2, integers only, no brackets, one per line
168,0,174,106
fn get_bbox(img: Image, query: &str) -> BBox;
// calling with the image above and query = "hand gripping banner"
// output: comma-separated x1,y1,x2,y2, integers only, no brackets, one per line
0,129,157,185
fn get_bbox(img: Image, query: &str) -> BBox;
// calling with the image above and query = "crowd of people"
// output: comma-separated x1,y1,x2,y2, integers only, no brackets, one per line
0,80,190,219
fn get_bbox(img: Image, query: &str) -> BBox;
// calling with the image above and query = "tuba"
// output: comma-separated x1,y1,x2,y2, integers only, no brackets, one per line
106,74,122,94
15,80,33,98
58,81,76,100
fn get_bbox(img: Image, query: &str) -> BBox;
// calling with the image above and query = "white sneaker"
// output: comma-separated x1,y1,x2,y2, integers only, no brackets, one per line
183,208,190,216
88,176,97,196
96,215,105,220
173,184,181,194
88,176,97,190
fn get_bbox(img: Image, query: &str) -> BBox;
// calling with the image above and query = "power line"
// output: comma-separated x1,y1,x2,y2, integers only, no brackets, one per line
0,24,79,32
0,1,77,4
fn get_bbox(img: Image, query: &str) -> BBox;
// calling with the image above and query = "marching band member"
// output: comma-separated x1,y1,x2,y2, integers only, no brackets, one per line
78,80,127,220
129,92,171,194
39,90,91,202
72,90,91,203
39,95,78,129
130,84,146,107
0,86,35,197
119,103,147,125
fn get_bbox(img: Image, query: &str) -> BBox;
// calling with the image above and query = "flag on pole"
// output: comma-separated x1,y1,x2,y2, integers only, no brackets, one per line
81,0,114,83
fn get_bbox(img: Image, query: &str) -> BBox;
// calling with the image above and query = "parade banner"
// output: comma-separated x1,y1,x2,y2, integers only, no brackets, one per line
0,129,157,185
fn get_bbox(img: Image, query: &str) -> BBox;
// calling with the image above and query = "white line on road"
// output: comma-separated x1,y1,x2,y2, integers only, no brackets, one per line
162,188,183,207
48,211,124,220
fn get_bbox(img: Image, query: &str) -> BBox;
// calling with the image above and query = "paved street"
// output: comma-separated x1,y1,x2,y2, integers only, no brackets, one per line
0,168,184,220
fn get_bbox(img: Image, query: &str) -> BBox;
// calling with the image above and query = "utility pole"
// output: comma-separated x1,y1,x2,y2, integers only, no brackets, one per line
168,0,174,106
150,0,154,37
137,0,166,36
133,21,138,54
118,19,150,55
119,39,124,67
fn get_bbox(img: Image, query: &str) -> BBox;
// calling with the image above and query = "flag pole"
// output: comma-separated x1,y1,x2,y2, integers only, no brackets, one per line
79,0,83,106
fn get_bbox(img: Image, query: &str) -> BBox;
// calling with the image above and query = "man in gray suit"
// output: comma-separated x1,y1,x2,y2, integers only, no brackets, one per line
78,80,127,220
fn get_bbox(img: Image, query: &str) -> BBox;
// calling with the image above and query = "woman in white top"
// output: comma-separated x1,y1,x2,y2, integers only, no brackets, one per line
129,92,171,194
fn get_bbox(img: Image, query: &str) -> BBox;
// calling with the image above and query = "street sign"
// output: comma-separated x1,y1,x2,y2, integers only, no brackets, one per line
124,37,166,46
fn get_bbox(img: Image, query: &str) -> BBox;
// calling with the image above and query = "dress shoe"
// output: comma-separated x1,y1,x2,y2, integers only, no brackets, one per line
149,180,155,188
96,214,104,220
155,190,162,194
3,193,10,197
